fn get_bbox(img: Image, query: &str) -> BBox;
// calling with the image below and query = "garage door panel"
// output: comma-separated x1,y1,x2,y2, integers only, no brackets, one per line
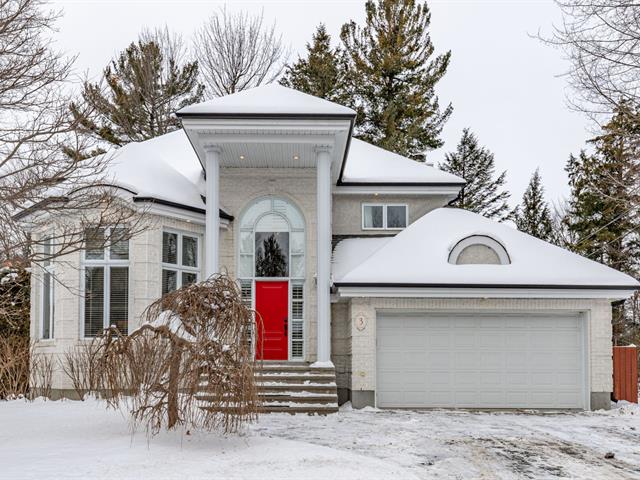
376,313,585,409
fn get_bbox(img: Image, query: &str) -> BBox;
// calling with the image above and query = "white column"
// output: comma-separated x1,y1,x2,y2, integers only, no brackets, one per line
315,145,333,364
204,144,221,278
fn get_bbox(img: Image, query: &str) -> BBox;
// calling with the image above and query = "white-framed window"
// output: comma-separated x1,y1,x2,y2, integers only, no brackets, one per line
362,203,408,230
161,230,200,295
40,236,54,339
83,227,130,337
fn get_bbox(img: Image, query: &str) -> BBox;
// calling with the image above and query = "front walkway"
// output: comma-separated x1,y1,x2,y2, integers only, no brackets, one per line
2,398,639,479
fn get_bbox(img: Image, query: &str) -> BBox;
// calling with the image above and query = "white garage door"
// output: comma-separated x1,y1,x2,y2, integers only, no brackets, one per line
376,313,586,409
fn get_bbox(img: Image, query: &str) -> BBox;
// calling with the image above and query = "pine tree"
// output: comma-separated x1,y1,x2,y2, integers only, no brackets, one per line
564,103,640,276
562,103,640,344
440,129,511,221
280,24,349,104
514,169,553,241
68,29,204,155
255,234,287,277
340,0,452,159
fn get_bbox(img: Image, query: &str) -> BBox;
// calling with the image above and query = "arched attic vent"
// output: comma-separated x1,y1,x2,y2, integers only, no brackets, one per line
448,235,511,265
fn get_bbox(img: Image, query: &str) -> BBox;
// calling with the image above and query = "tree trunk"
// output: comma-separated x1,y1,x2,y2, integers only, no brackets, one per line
167,343,181,429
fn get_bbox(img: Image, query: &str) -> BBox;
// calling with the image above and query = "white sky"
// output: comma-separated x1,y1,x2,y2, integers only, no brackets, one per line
50,0,590,207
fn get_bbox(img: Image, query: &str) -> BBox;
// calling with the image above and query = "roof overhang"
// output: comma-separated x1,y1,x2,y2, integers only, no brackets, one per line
177,114,355,183
334,283,640,301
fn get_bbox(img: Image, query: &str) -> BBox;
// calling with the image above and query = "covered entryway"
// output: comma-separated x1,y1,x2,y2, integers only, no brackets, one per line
376,312,587,409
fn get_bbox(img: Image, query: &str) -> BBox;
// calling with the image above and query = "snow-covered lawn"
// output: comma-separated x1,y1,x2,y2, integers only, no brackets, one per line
2,399,640,480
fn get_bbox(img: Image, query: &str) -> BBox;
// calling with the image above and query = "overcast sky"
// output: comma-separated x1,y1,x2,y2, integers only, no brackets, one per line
50,0,590,207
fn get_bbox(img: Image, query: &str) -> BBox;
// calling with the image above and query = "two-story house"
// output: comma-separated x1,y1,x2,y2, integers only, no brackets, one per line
29,84,639,412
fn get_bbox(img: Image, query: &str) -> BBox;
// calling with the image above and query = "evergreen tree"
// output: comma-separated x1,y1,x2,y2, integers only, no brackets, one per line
563,103,640,344
563,103,640,277
280,24,349,104
440,129,511,221
340,0,452,159
68,29,204,155
255,234,287,277
514,169,553,241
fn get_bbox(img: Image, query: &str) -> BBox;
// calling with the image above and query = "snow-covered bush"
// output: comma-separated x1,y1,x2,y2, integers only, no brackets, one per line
94,273,258,435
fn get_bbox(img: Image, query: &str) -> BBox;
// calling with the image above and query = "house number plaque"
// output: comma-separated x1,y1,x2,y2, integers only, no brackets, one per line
355,314,367,331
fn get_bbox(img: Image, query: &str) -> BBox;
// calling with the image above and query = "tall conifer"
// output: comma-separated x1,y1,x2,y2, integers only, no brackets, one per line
514,169,553,241
340,0,452,159
440,129,511,221
280,24,349,104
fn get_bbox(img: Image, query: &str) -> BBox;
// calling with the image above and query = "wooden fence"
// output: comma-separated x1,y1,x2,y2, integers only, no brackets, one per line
613,345,638,403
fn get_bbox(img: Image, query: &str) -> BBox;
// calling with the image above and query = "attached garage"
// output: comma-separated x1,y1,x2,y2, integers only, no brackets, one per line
376,312,588,409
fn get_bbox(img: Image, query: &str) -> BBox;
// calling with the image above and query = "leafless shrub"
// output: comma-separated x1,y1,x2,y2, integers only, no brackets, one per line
59,342,103,400
95,274,258,435
0,336,30,399
29,351,53,400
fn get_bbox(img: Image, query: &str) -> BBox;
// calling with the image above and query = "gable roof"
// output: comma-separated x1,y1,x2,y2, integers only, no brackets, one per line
333,208,640,291
176,84,356,117
340,139,465,186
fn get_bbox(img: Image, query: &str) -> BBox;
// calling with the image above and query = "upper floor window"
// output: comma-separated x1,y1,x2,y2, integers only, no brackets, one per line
162,231,200,295
41,237,54,339
83,227,129,337
362,204,408,230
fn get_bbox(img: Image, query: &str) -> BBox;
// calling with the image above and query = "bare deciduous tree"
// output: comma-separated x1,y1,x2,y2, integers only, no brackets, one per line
0,0,146,273
193,9,289,97
96,274,258,435
544,1,640,123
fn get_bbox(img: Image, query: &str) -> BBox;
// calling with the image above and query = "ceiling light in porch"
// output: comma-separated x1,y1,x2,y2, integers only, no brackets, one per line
239,155,245,160
293,154,299,160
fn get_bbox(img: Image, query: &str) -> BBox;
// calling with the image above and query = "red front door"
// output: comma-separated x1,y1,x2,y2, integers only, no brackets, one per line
255,281,288,360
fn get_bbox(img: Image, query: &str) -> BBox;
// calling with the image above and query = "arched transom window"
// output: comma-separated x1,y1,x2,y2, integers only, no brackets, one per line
238,197,305,279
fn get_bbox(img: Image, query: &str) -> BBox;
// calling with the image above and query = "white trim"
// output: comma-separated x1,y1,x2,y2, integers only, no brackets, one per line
336,286,635,300
335,185,461,197
361,203,408,231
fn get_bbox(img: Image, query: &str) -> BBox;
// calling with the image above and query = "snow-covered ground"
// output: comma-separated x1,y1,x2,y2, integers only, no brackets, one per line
2,398,640,480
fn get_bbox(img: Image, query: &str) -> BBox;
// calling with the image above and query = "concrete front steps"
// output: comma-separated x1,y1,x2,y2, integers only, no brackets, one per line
196,361,338,415
255,361,338,414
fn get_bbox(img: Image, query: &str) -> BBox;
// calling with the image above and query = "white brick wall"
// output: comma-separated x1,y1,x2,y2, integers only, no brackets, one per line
341,297,613,395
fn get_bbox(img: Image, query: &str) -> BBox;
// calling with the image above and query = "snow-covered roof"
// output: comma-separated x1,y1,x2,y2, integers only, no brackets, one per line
341,139,465,185
333,208,640,290
177,84,356,117
105,130,204,211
